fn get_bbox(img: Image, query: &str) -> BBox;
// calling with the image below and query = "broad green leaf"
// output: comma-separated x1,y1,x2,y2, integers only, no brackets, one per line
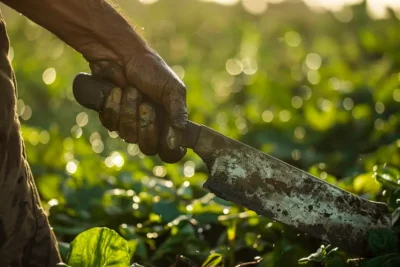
67,227,131,267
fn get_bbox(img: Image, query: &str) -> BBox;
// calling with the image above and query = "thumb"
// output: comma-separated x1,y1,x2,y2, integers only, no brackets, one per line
162,82,188,149
163,84,188,129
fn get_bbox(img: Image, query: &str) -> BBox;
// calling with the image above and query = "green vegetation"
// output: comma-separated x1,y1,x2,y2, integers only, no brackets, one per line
2,1,400,266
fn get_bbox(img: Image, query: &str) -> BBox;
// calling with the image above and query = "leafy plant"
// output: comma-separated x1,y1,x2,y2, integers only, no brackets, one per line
201,254,224,267
4,0,400,266
298,245,338,266
66,227,132,267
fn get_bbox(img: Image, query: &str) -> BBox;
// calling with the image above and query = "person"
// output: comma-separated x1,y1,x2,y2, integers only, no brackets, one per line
0,0,188,266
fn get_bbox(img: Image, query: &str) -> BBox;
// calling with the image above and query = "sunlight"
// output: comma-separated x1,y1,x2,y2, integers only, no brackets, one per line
200,0,400,19
42,67,56,85
66,160,78,174
199,0,240,6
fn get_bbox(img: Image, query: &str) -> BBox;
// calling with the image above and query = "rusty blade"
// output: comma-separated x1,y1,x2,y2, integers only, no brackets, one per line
192,126,391,257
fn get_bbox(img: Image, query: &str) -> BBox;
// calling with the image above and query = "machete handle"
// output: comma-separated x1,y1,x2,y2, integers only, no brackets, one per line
72,73,201,149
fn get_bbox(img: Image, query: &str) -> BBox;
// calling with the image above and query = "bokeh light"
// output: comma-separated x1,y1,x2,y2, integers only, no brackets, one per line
66,160,78,174
42,68,56,85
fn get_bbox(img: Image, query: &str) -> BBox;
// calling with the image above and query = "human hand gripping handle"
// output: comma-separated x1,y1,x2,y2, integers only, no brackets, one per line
73,73,202,152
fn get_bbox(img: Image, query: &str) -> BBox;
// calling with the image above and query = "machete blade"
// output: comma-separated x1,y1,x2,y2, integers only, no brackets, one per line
72,73,392,257
193,126,391,257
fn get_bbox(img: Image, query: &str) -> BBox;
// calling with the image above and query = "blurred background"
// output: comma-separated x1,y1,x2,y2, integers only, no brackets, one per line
1,0,400,266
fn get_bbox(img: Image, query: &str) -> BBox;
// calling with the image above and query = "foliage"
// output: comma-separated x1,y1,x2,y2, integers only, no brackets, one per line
298,245,338,265
66,227,132,266
367,228,398,256
201,253,224,267
1,0,400,266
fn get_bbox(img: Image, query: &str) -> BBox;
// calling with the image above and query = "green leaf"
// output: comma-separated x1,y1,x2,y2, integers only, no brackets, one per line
67,227,131,267
298,245,328,264
297,257,310,265
368,228,398,256
201,253,223,267
373,165,400,190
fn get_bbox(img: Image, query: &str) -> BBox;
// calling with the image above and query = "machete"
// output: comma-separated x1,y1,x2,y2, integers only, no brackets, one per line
72,73,391,256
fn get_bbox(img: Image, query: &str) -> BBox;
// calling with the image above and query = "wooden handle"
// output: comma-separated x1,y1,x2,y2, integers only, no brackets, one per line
72,73,201,149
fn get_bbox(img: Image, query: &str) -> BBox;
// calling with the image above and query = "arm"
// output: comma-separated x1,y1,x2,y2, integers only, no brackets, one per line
2,0,144,67
2,0,187,160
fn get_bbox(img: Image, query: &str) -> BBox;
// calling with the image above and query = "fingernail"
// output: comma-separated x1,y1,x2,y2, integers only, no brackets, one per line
110,88,122,104
126,87,139,101
166,126,182,150
139,103,155,128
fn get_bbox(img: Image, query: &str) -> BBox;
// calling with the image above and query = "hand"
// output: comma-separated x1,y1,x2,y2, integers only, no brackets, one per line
89,48,187,149
3,0,187,162
96,76,186,164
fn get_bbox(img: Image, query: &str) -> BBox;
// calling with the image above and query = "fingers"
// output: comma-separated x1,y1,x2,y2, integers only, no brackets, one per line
99,85,183,160
119,86,140,143
88,60,187,161
99,87,122,131
91,59,188,151
162,83,188,149
158,146,186,164
162,83,188,129
138,102,159,156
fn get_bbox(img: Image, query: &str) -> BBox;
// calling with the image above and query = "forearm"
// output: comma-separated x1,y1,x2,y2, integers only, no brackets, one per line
2,0,148,64
2,0,188,133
